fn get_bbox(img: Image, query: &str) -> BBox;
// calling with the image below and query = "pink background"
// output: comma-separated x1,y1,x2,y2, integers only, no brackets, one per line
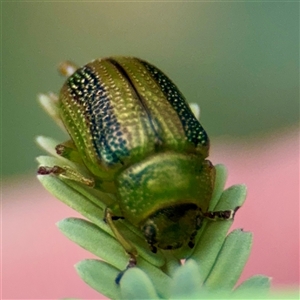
3,127,299,299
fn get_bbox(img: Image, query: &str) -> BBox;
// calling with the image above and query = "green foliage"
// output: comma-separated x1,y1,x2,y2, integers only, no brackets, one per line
36,93,300,300
37,140,274,299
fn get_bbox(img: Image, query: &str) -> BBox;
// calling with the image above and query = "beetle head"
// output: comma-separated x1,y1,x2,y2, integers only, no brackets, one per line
141,203,201,251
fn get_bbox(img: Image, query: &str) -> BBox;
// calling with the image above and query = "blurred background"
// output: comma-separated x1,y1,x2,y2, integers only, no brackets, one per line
2,1,299,299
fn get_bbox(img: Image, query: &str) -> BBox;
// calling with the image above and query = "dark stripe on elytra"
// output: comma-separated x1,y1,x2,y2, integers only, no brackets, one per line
140,60,209,149
107,58,163,149
67,66,129,165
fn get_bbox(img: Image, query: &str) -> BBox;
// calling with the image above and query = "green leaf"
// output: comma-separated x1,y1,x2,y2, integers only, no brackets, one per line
36,131,275,299
137,260,171,299
234,275,271,297
37,156,165,268
37,174,108,231
36,136,62,157
37,93,66,131
170,260,202,299
75,259,121,300
120,268,159,300
57,216,171,296
204,229,252,290
209,164,228,211
57,218,128,270
160,252,181,276
214,184,247,211
190,184,247,282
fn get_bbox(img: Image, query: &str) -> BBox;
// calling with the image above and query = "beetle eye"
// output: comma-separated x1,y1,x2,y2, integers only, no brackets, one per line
188,241,195,248
142,223,157,241
142,224,158,253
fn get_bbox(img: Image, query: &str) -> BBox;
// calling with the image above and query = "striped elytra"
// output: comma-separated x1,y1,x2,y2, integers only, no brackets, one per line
59,56,209,181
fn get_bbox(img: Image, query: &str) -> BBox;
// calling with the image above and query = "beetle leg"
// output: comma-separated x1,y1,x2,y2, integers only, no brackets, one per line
104,208,138,284
37,165,95,187
55,140,83,163
115,255,137,284
202,206,240,221
38,162,117,193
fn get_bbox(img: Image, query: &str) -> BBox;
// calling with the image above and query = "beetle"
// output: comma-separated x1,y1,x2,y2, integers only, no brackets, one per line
38,56,238,282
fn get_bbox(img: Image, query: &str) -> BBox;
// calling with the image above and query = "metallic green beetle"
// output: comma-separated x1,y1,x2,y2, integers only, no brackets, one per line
38,56,237,280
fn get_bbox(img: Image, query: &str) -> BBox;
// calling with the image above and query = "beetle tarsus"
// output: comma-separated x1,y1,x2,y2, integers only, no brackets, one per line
115,254,137,284
37,165,64,175
203,206,240,221
233,206,240,217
